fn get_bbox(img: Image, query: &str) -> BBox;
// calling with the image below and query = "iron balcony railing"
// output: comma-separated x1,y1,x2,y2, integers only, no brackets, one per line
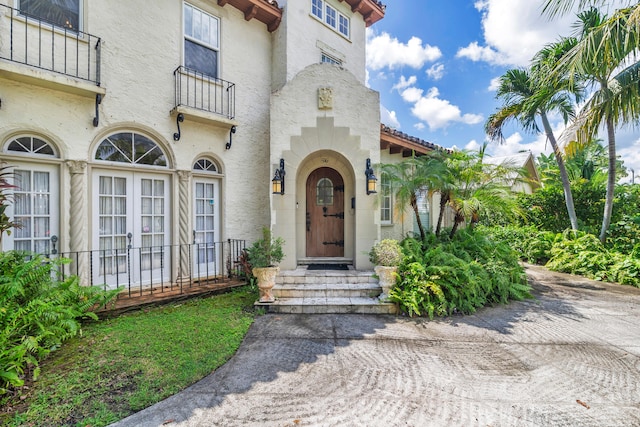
35,239,246,297
0,3,101,85
174,66,235,119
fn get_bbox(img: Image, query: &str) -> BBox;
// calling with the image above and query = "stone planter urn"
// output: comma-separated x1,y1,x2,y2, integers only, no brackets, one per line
253,266,279,303
375,265,398,301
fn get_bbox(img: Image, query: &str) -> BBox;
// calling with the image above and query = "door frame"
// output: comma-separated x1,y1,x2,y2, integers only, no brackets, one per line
293,152,356,264
192,176,221,278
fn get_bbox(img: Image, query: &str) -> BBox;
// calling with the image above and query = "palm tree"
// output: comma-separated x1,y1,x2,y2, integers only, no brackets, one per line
445,146,521,239
379,154,448,241
558,7,640,242
0,166,19,248
485,38,583,230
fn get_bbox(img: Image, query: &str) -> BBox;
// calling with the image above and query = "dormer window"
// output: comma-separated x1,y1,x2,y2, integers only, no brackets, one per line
310,0,350,39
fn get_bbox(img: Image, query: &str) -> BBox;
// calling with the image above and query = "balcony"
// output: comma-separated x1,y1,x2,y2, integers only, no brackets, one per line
0,3,103,98
172,66,237,128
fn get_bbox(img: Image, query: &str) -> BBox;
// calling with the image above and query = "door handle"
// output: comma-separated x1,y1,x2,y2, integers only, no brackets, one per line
306,212,311,232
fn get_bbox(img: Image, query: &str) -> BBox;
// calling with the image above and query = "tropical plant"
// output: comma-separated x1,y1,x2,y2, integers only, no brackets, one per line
245,227,285,269
444,146,522,238
369,239,403,266
380,154,449,241
0,252,118,394
0,166,19,248
551,6,640,242
389,230,531,318
485,37,584,230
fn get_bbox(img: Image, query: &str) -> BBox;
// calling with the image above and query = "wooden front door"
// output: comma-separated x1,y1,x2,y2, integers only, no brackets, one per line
306,167,344,257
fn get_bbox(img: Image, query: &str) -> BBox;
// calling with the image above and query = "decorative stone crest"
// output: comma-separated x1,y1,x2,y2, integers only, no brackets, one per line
318,87,333,110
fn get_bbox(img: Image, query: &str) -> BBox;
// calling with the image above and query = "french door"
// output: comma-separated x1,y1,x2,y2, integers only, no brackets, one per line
192,178,220,279
3,163,59,253
93,170,170,288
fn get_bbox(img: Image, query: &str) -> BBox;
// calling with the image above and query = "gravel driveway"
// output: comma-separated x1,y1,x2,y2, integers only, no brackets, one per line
111,265,640,426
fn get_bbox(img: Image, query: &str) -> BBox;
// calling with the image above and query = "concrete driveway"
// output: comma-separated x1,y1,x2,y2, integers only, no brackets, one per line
111,265,640,426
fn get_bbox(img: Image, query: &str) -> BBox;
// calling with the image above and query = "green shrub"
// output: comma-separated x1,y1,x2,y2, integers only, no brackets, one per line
369,239,403,266
0,252,118,394
389,229,530,318
544,230,640,287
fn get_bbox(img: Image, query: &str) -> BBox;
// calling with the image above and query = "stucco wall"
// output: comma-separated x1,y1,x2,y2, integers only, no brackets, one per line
272,0,367,90
0,0,273,250
269,64,380,269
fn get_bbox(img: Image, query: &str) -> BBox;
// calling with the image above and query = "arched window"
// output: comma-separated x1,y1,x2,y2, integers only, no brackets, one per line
95,132,168,167
193,158,220,173
316,177,334,206
4,135,58,158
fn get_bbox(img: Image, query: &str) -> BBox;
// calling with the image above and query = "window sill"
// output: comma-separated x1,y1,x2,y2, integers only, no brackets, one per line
0,60,105,98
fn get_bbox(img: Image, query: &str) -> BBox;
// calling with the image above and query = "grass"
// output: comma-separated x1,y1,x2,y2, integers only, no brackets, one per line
1,286,258,427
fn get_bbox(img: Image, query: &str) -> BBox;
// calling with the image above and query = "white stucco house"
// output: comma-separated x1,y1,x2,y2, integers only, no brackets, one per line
0,0,447,290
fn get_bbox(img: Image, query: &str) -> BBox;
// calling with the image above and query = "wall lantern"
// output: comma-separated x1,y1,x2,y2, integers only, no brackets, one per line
272,159,285,195
365,158,377,195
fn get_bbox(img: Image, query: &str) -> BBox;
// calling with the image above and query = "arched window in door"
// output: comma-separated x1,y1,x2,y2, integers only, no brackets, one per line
316,177,334,206
95,132,168,167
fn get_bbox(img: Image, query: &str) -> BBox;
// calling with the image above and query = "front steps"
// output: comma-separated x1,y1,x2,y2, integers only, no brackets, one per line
255,266,398,314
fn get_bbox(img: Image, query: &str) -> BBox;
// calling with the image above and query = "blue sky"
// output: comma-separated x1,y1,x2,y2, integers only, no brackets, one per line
365,0,639,183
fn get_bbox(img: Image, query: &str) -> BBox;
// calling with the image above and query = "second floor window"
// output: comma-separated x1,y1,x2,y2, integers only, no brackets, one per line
18,0,80,31
311,0,350,39
184,3,220,79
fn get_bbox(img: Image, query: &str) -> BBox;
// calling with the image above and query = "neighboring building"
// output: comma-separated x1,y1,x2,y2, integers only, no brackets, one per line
0,0,444,288
484,152,542,194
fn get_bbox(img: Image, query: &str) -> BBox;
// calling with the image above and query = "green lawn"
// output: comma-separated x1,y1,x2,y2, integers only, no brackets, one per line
2,286,258,427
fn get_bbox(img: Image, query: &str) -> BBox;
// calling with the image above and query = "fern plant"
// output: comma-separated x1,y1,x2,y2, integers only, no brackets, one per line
0,252,118,394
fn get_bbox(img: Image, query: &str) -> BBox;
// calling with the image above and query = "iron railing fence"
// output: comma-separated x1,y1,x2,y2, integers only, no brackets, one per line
0,3,101,85
34,239,246,297
174,66,235,119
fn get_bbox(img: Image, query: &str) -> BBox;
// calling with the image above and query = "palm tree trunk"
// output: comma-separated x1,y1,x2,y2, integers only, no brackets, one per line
435,192,449,236
449,213,463,239
540,112,579,230
599,116,617,243
410,195,426,242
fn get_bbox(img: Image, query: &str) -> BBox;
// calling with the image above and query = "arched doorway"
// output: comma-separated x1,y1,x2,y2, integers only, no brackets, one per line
306,167,344,257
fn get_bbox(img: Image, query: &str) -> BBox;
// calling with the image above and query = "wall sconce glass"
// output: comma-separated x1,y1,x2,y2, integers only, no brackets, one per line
272,159,285,195
365,158,377,195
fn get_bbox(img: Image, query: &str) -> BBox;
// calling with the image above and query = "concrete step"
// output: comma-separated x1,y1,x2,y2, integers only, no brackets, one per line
256,297,398,315
273,283,381,299
276,269,376,285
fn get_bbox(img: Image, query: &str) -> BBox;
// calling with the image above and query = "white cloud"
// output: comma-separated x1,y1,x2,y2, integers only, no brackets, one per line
456,0,628,67
366,30,442,70
426,63,445,80
401,87,424,103
618,137,640,184
488,76,501,91
410,87,483,130
414,123,426,131
392,75,417,91
465,139,482,151
456,41,503,64
485,118,568,160
381,105,401,129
